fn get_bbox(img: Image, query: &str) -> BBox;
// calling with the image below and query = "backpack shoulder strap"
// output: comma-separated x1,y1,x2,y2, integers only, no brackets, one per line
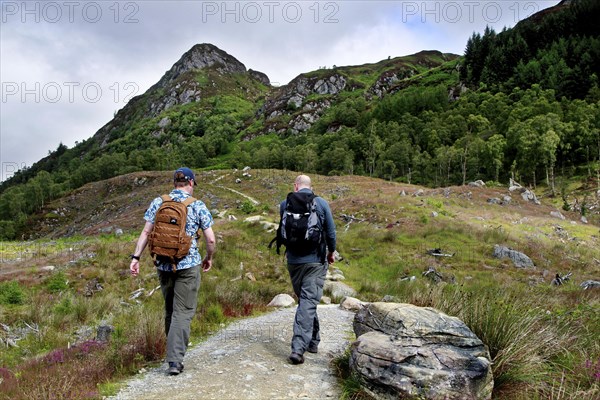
160,194,171,202
181,196,197,207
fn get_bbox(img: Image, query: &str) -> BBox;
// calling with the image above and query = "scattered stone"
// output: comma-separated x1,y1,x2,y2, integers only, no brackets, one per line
133,177,147,186
244,216,263,223
242,166,251,172
323,281,357,303
99,226,113,234
468,180,486,187
381,295,396,302
400,190,406,196
493,244,534,268
267,294,295,308
487,198,501,205
413,189,424,197
550,211,566,220
329,273,346,281
351,302,493,400
236,178,242,184
114,228,123,236
542,269,551,278
522,189,541,205
339,296,367,312
40,266,55,272
228,215,238,221
431,211,438,217
244,272,256,282
260,221,278,232
96,323,115,342
73,326,94,344
320,296,331,305
509,180,540,204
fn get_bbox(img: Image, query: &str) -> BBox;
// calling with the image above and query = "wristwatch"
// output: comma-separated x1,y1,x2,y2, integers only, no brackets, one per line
130,254,140,261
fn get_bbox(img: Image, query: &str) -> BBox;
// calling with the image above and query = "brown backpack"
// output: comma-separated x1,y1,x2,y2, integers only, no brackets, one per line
148,195,196,270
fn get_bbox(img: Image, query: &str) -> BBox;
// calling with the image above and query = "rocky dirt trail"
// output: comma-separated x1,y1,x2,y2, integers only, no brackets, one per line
208,172,260,206
108,305,355,400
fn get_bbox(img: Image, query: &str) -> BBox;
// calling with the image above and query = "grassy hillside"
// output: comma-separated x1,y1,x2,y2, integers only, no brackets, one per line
1,170,598,398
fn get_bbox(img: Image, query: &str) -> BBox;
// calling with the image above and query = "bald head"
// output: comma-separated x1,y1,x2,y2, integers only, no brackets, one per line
294,175,312,191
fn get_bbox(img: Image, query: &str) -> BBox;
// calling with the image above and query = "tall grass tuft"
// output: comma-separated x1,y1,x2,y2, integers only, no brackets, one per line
331,348,373,400
388,285,595,398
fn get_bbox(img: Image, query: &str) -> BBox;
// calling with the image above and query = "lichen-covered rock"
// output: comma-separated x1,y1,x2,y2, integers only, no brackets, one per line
351,302,493,400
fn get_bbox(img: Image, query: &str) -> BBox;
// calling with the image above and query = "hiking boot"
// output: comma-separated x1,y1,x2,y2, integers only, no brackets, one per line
307,344,318,354
289,352,304,365
168,362,184,375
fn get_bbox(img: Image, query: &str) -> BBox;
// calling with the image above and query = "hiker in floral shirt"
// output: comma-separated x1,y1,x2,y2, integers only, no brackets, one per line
130,167,215,375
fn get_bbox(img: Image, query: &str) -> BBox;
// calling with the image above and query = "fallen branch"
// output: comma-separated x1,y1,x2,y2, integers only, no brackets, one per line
426,248,454,257
146,285,161,297
551,272,572,286
23,321,39,333
340,214,366,223
129,288,145,300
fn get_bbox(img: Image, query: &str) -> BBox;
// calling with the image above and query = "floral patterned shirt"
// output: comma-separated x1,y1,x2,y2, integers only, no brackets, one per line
144,189,213,271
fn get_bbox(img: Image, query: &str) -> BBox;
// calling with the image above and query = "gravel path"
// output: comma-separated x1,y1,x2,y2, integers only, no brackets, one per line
108,305,355,400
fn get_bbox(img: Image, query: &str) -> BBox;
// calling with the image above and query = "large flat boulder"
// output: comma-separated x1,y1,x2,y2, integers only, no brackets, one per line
350,302,493,400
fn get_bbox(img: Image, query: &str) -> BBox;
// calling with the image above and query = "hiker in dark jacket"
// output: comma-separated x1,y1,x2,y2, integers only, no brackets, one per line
129,167,215,375
280,174,336,364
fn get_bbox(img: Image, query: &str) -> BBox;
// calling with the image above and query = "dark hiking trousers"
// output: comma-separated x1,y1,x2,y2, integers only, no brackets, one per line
158,265,200,364
287,262,327,355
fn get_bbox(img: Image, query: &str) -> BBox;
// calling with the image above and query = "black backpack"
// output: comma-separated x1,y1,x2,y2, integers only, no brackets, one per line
270,191,324,257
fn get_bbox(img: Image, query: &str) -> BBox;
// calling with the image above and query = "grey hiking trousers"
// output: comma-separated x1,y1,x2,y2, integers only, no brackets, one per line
287,262,328,355
158,265,200,364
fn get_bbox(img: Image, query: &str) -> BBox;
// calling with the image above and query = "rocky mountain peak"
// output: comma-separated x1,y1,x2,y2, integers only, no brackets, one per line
154,43,248,89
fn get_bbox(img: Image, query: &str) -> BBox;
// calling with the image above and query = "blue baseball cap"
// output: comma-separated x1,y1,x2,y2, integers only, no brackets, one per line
174,167,197,186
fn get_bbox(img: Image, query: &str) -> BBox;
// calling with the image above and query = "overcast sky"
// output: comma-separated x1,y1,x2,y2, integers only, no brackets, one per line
0,0,560,181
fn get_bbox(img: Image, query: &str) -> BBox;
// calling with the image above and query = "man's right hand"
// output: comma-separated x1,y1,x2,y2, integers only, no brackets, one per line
201,257,212,272
130,259,140,276
327,252,335,265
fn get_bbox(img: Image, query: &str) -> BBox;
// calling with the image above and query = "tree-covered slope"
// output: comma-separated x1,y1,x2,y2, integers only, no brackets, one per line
461,0,600,99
